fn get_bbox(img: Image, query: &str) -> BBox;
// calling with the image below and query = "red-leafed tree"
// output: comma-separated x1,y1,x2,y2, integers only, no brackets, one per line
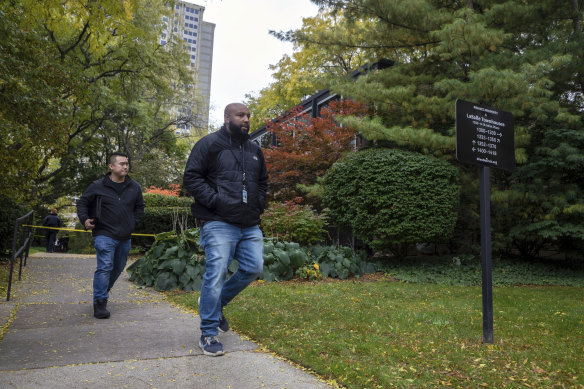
264,99,368,203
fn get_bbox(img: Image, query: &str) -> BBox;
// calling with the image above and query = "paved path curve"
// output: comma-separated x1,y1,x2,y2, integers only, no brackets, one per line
0,253,332,389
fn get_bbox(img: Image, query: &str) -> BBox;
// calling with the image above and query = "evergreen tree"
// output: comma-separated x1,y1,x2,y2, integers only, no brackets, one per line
281,0,584,257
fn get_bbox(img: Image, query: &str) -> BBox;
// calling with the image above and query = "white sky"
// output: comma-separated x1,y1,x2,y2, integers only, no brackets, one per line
197,0,320,127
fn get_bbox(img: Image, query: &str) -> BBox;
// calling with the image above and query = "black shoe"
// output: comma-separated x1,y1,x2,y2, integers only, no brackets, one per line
218,312,229,333
94,298,110,319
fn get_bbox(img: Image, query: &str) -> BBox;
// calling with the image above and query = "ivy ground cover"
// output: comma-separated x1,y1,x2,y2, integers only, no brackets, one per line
168,280,583,388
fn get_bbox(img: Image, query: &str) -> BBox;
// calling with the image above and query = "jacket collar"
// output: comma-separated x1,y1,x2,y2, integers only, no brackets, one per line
103,172,131,187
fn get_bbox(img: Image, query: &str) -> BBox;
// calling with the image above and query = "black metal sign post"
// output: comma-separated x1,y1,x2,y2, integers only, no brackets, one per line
479,165,494,343
456,99,514,344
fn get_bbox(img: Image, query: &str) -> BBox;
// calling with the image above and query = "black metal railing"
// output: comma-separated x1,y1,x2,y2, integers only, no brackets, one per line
6,210,34,301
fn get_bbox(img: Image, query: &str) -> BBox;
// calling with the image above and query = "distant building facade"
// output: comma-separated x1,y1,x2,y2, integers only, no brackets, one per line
161,1,215,133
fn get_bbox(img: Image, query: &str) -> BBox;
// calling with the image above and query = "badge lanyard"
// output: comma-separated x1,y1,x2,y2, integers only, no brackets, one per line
229,143,248,204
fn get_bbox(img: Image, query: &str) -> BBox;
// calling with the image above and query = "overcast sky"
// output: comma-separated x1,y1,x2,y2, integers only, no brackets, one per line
197,0,320,127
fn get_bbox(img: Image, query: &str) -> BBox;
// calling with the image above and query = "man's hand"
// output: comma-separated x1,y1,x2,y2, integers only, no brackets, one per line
84,218,95,230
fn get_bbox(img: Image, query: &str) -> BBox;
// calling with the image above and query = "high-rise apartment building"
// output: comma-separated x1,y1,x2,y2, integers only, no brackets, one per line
161,1,215,133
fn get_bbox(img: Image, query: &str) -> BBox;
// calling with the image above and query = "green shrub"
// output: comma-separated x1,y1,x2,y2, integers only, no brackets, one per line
127,229,205,291
261,240,309,282
142,193,192,207
308,244,376,279
322,148,460,256
261,199,327,246
127,228,378,291
134,194,194,248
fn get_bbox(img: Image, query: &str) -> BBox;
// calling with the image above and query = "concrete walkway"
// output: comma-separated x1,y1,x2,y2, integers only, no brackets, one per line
0,253,332,389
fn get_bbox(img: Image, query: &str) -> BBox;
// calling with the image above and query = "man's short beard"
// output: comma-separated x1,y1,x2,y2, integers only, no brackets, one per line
228,121,247,137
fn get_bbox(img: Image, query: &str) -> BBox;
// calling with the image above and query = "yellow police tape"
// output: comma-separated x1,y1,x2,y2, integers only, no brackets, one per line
23,225,155,237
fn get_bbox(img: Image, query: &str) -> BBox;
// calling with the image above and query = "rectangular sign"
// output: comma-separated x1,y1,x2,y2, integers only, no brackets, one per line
456,99,515,171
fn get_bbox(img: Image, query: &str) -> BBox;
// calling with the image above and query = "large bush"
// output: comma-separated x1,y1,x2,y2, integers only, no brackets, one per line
322,148,460,256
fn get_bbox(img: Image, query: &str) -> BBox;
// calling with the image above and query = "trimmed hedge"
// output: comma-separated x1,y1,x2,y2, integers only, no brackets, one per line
143,193,192,207
322,148,460,256
133,194,194,248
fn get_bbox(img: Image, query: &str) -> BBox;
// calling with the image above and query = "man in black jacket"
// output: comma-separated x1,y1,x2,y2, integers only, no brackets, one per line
77,152,145,319
183,103,268,356
42,209,61,253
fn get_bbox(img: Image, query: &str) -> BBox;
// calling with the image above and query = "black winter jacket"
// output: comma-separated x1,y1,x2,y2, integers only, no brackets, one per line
183,125,268,228
76,173,145,240
42,213,61,228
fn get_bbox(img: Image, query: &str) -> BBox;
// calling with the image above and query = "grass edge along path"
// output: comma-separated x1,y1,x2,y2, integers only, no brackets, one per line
168,278,584,389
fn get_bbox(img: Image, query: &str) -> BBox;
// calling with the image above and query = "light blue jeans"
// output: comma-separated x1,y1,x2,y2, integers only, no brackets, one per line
93,235,131,303
199,221,264,337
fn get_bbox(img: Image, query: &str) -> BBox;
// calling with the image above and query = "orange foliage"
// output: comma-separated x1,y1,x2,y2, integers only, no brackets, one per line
144,184,181,197
264,99,368,202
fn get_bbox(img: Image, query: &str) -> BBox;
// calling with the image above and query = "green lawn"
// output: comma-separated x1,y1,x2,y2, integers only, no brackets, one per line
168,278,584,388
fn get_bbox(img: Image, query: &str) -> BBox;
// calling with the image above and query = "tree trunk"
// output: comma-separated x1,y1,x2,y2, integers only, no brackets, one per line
571,0,582,34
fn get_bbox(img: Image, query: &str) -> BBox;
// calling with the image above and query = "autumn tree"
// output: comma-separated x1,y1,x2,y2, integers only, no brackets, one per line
0,0,201,207
264,99,368,203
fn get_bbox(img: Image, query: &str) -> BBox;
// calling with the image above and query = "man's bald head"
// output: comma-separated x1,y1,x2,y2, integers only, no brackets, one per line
224,103,248,118
224,103,251,137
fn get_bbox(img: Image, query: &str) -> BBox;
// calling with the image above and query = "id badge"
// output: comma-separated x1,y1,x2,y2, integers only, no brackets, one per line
242,189,248,204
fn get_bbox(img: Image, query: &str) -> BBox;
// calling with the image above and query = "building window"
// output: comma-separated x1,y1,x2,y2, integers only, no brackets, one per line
161,40,167,45
175,4,179,9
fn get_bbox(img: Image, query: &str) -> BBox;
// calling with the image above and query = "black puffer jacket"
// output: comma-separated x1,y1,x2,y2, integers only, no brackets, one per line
76,173,145,240
183,125,268,228
42,213,61,228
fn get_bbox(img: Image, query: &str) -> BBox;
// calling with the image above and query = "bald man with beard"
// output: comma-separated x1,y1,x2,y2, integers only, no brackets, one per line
183,103,268,356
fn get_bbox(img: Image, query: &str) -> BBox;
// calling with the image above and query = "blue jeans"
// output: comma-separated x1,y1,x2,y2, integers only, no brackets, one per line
93,235,131,303
199,221,264,337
